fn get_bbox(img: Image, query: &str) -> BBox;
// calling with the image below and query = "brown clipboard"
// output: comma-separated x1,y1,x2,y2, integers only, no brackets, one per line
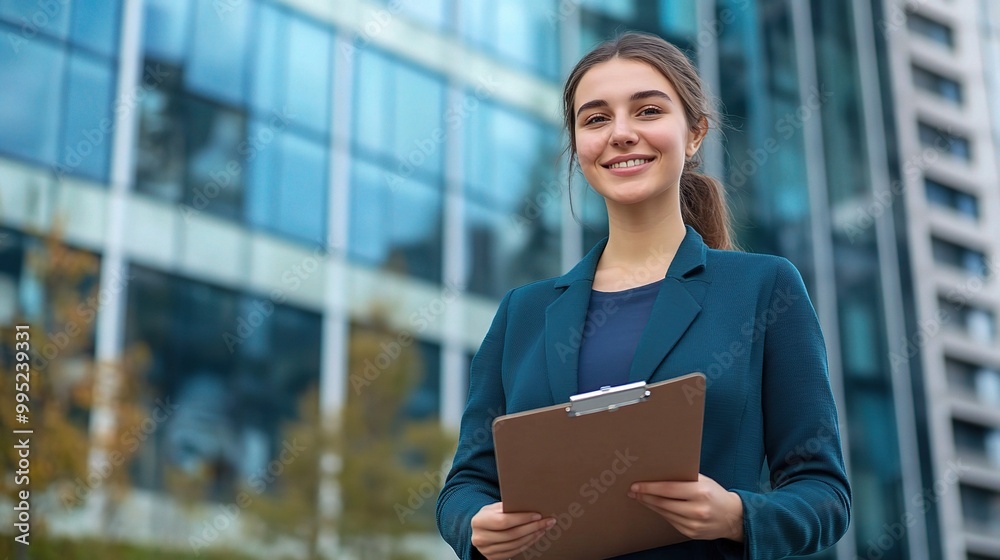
492,372,706,560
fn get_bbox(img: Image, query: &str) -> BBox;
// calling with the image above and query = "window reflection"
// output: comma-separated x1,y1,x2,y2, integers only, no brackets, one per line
925,178,978,220
143,0,191,63
125,266,321,500
137,3,334,239
463,99,561,296
70,0,121,57
135,71,247,220
461,0,559,79
350,159,442,282
350,50,446,283
186,0,252,106
0,31,64,165
62,52,116,180
251,5,332,136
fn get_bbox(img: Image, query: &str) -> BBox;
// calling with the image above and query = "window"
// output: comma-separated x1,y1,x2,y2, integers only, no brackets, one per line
125,266,321,500
960,485,1000,535
945,357,1000,406
463,99,562,297
137,0,333,242
460,0,560,79
938,296,996,343
907,12,954,48
912,64,962,103
350,159,443,282
930,236,988,277
919,122,971,161
0,1,120,182
953,419,1000,467
350,50,446,283
925,178,978,219
135,76,248,220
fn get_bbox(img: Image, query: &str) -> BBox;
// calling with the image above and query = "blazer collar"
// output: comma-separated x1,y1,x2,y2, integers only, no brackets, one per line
545,225,711,404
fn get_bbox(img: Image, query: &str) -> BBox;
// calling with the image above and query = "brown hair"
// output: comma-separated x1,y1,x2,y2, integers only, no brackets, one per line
563,31,734,250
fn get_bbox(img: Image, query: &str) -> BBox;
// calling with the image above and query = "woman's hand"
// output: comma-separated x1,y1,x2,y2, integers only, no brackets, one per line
471,502,555,560
628,473,744,542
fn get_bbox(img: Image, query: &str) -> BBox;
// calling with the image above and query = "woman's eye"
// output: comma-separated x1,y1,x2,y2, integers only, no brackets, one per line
639,106,662,116
584,115,608,125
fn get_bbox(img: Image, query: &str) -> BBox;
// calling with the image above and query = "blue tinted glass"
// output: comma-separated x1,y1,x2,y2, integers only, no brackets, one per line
250,3,283,115
186,0,251,105
244,119,279,228
135,84,186,202
70,0,119,56
60,51,114,181
392,64,445,178
183,98,246,219
955,192,978,218
0,0,71,40
142,0,190,63
353,49,391,155
405,340,441,420
460,1,491,45
463,94,493,200
276,133,327,242
491,108,543,207
286,16,331,135
351,159,442,282
952,138,971,160
495,0,559,78
0,27,63,164
466,101,557,210
394,0,447,30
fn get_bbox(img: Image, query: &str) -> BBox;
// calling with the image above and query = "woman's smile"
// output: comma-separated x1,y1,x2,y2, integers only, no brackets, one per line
603,156,656,177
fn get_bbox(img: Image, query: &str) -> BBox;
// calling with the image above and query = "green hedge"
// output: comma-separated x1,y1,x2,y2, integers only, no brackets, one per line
5,537,264,560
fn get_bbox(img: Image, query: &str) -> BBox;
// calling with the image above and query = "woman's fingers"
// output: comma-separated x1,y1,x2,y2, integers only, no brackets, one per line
485,527,549,558
471,503,555,559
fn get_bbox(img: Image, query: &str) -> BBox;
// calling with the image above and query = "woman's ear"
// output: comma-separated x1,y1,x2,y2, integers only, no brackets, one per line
685,116,709,158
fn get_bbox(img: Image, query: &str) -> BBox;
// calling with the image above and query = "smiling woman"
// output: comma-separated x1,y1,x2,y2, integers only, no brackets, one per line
437,31,851,560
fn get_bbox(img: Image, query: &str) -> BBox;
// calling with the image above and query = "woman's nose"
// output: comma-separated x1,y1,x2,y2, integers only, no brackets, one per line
610,121,638,147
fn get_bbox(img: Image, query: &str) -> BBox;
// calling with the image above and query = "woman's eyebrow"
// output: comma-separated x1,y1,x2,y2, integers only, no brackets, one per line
576,90,673,118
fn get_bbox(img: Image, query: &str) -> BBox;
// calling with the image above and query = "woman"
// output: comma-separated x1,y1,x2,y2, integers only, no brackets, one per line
436,31,851,559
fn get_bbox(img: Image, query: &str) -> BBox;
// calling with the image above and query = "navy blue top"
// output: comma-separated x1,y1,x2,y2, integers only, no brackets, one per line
578,279,664,393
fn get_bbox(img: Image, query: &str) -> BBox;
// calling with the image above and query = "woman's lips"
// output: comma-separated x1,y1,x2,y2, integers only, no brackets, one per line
605,159,653,176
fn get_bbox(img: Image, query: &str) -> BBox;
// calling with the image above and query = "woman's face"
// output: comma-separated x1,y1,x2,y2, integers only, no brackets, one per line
573,58,703,207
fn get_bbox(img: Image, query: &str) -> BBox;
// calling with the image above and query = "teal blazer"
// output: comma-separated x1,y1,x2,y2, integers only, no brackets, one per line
436,225,851,559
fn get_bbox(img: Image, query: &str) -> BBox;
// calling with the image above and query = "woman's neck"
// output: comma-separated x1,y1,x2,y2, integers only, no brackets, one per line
593,198,686,290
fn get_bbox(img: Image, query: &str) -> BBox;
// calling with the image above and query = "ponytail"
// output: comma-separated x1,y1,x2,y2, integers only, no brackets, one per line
680,162,733,250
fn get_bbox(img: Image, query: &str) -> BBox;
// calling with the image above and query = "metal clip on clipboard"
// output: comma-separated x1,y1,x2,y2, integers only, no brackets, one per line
566,381,651,417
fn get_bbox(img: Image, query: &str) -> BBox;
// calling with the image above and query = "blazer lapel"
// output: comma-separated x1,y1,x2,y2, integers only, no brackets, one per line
544,226,712,400
544,238,607,404
628,227,710,383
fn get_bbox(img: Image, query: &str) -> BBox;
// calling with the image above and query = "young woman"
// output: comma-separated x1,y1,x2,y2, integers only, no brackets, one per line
436,31,851,559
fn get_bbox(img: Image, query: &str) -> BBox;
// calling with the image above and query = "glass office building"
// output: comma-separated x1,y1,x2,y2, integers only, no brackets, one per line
1,0,996,558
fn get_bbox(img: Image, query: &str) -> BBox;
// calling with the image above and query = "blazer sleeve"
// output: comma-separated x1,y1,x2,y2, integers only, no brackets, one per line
729,258,852,558
436,289,511,560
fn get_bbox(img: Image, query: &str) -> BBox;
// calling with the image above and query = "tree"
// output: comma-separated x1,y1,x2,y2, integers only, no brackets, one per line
247,306,456,560
0,227,148,559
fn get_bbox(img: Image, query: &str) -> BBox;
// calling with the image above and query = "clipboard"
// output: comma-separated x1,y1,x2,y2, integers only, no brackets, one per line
492,372,706,560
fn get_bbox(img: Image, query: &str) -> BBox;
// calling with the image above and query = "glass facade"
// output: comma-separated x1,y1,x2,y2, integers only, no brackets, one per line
1,0,988,558
124,266,321,499
0,0,120,181
138,0,332,241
